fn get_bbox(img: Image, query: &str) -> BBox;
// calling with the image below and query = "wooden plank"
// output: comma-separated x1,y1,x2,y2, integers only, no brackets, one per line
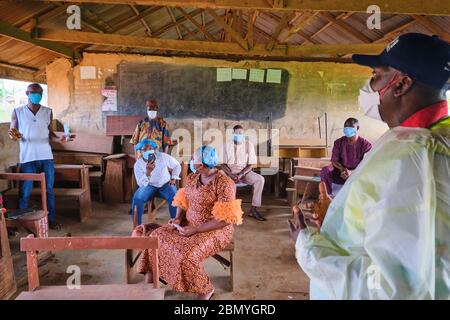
41,0,450,15
246,9,258,49
16,284,165,300
21,236,158,251
26,246,40,291
266,12,291,51
103,158,126,203
106,115,143,136
411,15,450,42
53,152,104,167
319,11,371,43
280,11,318,43
166,7,183,39
206,9,249,50
50,131,114,154
177,7,216,41
0,213,16,299
0,20,79,59
37,29,388,58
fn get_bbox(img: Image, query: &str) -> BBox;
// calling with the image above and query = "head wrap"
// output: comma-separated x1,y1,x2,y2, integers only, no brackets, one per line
134,139,158,151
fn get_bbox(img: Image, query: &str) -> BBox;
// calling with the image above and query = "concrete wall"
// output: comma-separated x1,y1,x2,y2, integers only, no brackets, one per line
46,53,388,148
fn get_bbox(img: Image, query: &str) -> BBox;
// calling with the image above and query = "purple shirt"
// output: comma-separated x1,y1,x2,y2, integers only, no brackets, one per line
331,136,372,170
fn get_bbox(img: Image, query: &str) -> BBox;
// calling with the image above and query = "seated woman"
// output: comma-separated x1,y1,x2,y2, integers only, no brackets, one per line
132,145,243,300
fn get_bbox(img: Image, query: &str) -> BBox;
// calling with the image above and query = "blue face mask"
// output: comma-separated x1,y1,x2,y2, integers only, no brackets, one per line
343,127,357,138
233,133,244,143
28,92,42,105
189,159,197,173
142,150,155,162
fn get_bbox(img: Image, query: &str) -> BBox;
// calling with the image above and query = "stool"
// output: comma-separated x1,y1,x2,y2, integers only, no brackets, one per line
6,210,48,238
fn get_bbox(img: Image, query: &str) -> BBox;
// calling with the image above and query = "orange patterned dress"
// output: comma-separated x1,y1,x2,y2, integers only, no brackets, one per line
133,170,243,295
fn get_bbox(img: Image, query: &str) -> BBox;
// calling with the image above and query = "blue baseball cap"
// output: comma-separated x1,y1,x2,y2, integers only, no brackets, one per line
352,33,450,90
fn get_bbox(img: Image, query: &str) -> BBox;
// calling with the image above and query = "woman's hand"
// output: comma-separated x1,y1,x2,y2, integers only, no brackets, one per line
288,210,307,243
178,225,197,237
168,218,182,226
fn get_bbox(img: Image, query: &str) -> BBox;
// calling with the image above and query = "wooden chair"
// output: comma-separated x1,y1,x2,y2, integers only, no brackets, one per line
212,241,235,291
0,211,17,300
16,235,164,300
0,173,49,238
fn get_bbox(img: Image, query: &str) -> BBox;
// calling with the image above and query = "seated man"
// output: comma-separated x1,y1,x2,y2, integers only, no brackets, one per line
320,118,372,195
222,125,266,221
131,139,181,225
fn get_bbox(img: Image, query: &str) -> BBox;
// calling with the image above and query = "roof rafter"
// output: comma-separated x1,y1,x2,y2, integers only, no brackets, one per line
41,0,450,16
206,9,248,50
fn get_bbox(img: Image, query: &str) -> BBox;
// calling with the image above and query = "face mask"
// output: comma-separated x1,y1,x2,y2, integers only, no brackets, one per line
142,150,155,162
343,127,357,138
233,134,244,143
358,73,400,122
189,159,197,173
147,110,157,119
28,92,42,105
358,80,382,121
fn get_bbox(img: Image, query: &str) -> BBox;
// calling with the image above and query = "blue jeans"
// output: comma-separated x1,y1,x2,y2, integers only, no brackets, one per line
131,182,177,225
19,159,56,222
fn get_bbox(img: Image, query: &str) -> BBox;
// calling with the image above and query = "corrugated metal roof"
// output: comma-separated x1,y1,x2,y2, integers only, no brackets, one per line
0,2,448,81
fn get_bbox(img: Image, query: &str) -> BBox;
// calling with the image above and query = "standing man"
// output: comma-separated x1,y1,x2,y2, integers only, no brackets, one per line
290,33,450,299
320,117,372,195
8,83,71,230
130,99,173,157
131,139,181,225
222,125,266,221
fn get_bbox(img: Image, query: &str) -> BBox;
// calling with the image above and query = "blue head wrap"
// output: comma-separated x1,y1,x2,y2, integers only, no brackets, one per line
134,139,158,151
195,145,218,169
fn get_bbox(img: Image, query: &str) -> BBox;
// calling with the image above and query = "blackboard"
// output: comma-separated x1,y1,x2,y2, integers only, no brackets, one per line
117,62,289,122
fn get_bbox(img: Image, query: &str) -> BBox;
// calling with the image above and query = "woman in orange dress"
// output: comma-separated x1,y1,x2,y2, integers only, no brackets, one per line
132,145,243,300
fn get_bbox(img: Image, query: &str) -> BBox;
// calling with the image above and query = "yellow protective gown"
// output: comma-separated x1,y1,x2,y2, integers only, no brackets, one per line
296,121,450,299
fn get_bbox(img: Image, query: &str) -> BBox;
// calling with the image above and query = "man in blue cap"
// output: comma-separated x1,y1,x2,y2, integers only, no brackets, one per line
131,139,181,225
290,33,449,299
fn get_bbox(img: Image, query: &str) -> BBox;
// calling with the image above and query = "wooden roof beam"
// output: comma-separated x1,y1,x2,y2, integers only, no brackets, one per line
166,7,183,39
266,12,291,51
280,11,318,43
319,11,371,43
0,20,79,59
411,15,450,42
129,5,153,36
245,10,258,49
36,28,387,58
206,9,248,50
41,1,450,16
176,7,217,41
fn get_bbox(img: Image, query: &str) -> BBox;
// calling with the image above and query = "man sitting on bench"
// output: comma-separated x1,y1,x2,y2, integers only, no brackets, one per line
222,125,266,221
131,139,181,225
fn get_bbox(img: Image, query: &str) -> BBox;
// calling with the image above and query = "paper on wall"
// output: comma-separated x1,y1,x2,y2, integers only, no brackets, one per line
80,66,97,79
266,69,282,84
232,68,247,80
249,69,265,83
101,88,117,112
217,68,232,82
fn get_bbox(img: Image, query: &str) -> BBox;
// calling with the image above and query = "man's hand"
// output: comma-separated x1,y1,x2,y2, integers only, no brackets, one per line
146,161,156,176
178,225,197,237
288,209,307,243
169,179,176,185
340,168,350,180
8,128,22,141
59,134,76,143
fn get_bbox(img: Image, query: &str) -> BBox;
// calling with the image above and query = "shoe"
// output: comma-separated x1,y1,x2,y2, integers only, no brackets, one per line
49,221,63,230
248,210,267,221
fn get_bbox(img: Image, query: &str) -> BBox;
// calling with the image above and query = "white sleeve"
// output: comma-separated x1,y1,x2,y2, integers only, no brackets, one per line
247,142,257,165
296,142,436,299
165,153,181,180
134,160,150,188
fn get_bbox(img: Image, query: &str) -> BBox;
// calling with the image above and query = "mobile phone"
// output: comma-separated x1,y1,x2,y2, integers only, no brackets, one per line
172,223,183,231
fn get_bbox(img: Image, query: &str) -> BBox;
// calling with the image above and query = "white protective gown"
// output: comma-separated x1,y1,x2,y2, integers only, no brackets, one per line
296,125,450,299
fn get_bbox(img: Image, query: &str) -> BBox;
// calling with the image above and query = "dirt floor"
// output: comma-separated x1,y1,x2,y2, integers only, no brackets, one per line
8,190,310,300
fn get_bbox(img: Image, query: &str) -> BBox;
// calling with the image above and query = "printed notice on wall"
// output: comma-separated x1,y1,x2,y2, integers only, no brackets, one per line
80,66,97,79
232,68,247,80
101,88,117,111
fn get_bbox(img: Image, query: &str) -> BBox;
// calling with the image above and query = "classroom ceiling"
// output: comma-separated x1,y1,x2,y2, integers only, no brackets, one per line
0,0,449,82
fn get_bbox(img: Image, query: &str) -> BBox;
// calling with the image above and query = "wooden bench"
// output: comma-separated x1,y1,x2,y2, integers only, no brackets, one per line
16,235,164,300
0,173,49,238
3,165,92,223
53,152,106,202
0,209,17,300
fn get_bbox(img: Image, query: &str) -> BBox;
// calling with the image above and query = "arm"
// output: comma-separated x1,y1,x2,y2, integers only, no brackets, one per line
166,154,181,180
48,111,59,140
8,110,18,139
162,124,172,153
134,160,150,188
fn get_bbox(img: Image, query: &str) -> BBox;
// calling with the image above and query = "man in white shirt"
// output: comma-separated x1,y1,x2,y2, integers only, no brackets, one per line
222,125,266,221
131,139,181,225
